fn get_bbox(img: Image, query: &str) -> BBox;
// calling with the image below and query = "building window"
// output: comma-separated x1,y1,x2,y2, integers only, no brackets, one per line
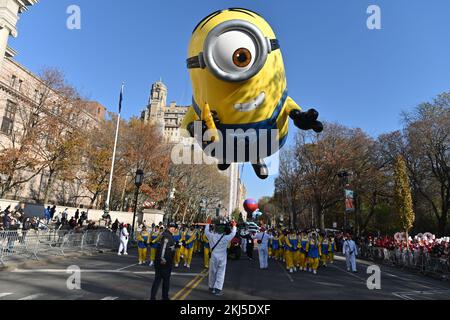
11,75,17,88
18,80,23,92
1,100,17,135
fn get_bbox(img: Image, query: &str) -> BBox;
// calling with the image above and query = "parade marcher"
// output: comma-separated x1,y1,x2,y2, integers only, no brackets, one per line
172,226,182,268
280,229,288,263
137,226,150,265
149,226,162,267
285,230,298,273
202,228,210,268
307,232,321,274
343,233,358,273
118,223,129,256
270,231,281,260
205,219,237,296
298,230,309,271
182,225,197,268
255,227,272,269
328,235,337,264
150,222,178,300
320,234,329,267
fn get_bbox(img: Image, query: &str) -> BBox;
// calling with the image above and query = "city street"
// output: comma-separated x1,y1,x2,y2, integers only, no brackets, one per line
1,248,449,300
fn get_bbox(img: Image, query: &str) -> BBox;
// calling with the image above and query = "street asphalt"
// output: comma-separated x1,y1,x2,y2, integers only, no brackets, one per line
0,247,449,300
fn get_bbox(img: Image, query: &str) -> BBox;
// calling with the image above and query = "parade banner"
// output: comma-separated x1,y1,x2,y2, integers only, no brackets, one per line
345,189,355,213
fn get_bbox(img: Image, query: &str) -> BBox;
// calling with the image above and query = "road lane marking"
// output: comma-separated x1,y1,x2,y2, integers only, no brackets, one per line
0,293,13,299
179,270,209,300
276,260,294,283
19,294,42,300
116,263,138,271
101,296,118,300
172,269,208,300
329,264,366,282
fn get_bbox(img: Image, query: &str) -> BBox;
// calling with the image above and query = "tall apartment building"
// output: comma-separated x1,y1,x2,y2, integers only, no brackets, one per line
141,81,190,144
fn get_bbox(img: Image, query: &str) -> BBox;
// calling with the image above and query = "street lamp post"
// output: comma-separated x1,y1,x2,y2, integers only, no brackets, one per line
337,170,349,232
163,166,175,225
131,169,144,239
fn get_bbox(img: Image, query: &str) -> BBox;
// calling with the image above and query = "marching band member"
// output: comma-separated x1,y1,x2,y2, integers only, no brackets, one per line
328,235,337,264
284,229,298,273
307,232,321,274
202,228,210,268
271,231,281,261
172,225,182,267
149,226,162,267
137,226,150,264
320,234,329,267
298,230,309,271
182,225,197,268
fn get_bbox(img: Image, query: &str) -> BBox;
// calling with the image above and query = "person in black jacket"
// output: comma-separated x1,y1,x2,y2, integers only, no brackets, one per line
150,222,178,300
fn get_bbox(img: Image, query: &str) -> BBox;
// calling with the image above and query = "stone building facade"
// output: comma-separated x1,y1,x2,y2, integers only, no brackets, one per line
0,0,107,206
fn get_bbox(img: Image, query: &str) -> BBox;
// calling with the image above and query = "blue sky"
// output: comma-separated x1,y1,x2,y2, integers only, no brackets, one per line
9,0,450,201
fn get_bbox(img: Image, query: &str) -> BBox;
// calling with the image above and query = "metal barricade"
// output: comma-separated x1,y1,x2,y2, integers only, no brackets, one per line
0,228,121,266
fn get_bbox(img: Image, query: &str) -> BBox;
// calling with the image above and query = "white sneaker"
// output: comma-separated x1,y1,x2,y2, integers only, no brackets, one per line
313,270,317,275
149,261,154,267
289,268,293,273
138,261,142,265
299,267,303,271
175,264,179,268
187,264,190,269
294,267,297,272
117,253,122,256
124,253,128,256
308,268,312,272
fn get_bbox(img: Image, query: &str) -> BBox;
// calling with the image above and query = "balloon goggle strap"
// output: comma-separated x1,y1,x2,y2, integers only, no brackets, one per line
186,20,280,82
187,39,280,69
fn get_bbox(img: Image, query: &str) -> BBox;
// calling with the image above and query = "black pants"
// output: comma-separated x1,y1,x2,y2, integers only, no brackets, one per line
247,244,254,259
150,265,172,300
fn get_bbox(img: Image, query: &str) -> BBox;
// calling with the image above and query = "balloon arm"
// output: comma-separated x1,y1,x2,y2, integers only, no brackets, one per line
286,97,324,133
201,102,220,142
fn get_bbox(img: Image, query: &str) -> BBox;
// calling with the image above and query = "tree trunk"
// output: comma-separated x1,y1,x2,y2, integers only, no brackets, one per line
437,214,448,237
43,169,55,204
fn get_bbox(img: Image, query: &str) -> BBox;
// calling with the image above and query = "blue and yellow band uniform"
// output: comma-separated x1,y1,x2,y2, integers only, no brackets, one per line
328,237,337,264
307,239,321,273
271,235,282,260
320,238,330,266
202,232,210,268
172,230,182,267
150,230,161,264
183,229,197,267
298,235,309,270
285,233,298,271
279,233,286,263
137,230,150,264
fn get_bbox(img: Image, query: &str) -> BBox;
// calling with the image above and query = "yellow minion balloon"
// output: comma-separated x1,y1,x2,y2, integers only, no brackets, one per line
181,8,323,179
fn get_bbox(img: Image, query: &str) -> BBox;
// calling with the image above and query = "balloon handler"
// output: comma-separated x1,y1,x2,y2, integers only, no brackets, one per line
181,8,323,180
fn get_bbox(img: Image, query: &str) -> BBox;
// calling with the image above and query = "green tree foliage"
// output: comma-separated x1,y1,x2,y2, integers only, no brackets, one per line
393,155,415,234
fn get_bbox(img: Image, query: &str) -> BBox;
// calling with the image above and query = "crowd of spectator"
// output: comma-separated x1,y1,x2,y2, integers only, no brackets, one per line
359,233,450,261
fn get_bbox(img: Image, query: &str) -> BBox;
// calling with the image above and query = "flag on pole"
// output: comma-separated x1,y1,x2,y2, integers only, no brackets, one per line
119,84,124,113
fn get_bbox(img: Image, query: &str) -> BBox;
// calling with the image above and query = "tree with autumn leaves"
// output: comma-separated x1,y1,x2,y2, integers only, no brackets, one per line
393,155,415,242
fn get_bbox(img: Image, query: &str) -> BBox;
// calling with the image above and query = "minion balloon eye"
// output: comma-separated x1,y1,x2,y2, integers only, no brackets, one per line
186,20,280,82
182,9,324,180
